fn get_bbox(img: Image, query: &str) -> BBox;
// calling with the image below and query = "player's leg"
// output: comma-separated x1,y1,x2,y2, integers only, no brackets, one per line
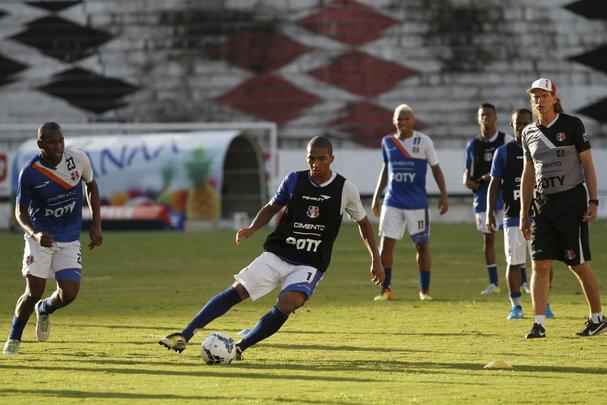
477,212,499,295
504,226,524,319
376,206,404,301
3,275,46,355
236,263,321,356
526,259,551,338
506,265,523,319
407,208,431,300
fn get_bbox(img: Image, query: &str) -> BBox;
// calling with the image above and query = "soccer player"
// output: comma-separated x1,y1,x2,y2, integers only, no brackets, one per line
463,103,509,296
370,104,448,301
2,122,102,355
521,78,606,338
486,108,552,320
159,136,384,358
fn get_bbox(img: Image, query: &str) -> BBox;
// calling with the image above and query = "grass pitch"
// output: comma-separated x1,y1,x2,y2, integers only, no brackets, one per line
1,222,607,404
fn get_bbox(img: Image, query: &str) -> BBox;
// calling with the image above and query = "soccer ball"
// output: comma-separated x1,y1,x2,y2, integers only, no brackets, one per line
200,332,236,365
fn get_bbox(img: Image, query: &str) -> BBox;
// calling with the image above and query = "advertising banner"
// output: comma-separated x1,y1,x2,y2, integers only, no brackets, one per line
12,131,241,228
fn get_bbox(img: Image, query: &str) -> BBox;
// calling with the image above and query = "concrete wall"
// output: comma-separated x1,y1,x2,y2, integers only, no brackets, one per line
1,0,607,148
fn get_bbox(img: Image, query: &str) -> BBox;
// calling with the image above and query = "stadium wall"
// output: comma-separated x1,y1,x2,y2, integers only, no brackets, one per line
0,1,606,148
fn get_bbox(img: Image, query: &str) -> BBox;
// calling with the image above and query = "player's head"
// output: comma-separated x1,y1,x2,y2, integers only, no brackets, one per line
477,103,497,134
306,136,334,181
37,121,64,165
511,108,532,142
527,78,563,117
393,104,415,134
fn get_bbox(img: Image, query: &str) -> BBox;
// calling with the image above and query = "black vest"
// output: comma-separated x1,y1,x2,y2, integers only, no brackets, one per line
501,141,523,218
471,131,507,183
264,171,345,273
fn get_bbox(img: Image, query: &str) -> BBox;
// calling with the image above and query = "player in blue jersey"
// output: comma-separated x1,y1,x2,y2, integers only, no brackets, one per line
2,122,102,356
159,136,384,359
487,108,553,320
464,103,512,296
371,104,448,301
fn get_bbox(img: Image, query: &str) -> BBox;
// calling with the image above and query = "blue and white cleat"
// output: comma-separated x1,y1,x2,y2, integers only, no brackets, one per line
507,305,524,320
481,284,500,296
544,304,555,319
35,301,50,342
2,339,20,356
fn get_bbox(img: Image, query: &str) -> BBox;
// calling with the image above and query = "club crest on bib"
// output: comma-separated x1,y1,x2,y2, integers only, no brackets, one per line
26,255,34,265
556,132,567,142
306,205,320,219
564,249,576,261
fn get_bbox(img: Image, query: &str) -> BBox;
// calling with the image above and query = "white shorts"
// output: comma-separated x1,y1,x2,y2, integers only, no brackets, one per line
22,235,82,281
475,210,504,234
379,205,429,243
234,251,323,301
504,226,529,266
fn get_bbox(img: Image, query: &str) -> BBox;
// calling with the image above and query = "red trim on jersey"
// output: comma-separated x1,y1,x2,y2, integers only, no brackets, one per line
388,136,412,159
32,162,73,190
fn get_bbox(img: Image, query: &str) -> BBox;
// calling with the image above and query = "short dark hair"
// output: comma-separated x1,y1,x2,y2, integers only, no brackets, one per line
307,136,333,156
514,108,532,117
37,122,62,140
479,103,496,112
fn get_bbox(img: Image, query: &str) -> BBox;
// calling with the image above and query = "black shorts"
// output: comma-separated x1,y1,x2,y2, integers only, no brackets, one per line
530,184,590,266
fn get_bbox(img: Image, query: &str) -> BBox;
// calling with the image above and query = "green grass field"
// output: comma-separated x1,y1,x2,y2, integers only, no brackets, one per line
1,222,607,404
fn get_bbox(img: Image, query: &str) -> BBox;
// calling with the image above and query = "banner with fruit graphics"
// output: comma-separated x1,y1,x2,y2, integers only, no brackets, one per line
12,131,241,229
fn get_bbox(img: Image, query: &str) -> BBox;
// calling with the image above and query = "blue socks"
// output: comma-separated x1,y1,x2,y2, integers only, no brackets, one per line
238,306,289,351
419,271,431,293
8,316,27,341
382,267,392,290
182,287,242,341
37,296,64,315
487,264,498,286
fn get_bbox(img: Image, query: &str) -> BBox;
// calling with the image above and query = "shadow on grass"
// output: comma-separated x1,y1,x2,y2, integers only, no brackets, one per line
0,364,378,383
0,389,360,404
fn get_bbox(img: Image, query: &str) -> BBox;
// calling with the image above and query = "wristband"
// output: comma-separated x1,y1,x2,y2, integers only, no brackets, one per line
589,199,599,206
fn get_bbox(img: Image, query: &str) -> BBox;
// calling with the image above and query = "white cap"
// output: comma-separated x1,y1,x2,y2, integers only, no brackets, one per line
527,78,557,94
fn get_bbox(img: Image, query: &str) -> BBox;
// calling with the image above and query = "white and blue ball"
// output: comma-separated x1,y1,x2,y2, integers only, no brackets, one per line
200,332,236,364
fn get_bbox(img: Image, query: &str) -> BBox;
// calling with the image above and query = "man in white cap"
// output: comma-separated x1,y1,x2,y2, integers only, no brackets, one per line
520,78,606,338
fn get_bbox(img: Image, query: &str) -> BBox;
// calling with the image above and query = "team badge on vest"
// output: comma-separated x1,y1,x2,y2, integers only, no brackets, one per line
556,132,567,142
307,205,320,218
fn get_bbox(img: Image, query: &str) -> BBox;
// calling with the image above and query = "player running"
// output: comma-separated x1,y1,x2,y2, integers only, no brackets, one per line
3,122,102,356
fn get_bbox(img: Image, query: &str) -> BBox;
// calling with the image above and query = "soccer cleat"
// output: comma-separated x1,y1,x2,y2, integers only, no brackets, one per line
507,305,524,320
158,332,187,353
525,323,546,339
418,291,433,301
234,344,244,361
2,339,20,356
521,282,531,294
35,301,50,342
544,304,555,319
480,284,500,296
373,288,394,301
576,318,607,337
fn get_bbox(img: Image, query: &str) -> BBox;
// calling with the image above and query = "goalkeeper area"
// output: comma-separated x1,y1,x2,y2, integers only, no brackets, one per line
1,222,606,404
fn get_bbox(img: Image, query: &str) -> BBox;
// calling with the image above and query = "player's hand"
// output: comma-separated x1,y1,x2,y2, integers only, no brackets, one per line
486,213,497,233
466,180,480,192
438,194,448,215
35,232,55,248
371,199,381,218
88,224,103,250
520,216,532,240
369,259,384,285
583,203,598,223
235,227,255,246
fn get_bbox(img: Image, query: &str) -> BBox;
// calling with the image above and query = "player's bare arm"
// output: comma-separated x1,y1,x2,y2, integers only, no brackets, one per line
235,202,283,245
15,203,54,247
579,150,598,223
519,157,535,240
371,163,387,217
85,179,103,249
431,164,448,215
486,176,501,232
356,216,384,285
